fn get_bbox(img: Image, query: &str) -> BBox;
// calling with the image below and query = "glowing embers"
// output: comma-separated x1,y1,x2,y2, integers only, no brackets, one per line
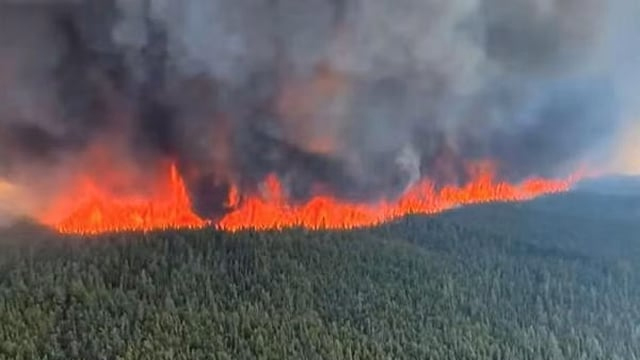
218,162,576,231
43,163,207,235
43,160,577,235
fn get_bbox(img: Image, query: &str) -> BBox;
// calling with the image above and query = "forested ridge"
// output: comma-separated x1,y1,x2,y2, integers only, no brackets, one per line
1,191,640,359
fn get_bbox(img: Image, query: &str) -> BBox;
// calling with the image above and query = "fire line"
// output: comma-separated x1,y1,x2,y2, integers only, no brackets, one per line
40,162,578,235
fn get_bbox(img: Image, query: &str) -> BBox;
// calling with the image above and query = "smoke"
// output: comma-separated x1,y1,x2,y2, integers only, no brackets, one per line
607,0,640,175
0,0,635,220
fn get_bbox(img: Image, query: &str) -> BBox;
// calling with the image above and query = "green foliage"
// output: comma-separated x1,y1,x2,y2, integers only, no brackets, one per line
1,193,640,359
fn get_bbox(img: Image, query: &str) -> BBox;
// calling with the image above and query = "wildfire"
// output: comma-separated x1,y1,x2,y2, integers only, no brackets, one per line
40,161,578,235
218,162,576,231
41,164,207,235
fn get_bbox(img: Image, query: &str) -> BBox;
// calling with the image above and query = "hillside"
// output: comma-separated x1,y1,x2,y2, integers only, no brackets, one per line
1,191,640,359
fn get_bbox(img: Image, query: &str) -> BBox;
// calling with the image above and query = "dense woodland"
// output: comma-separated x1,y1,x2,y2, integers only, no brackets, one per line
1,190,640,359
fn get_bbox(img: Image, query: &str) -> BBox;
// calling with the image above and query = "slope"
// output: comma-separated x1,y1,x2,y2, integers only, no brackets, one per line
0,190,639,359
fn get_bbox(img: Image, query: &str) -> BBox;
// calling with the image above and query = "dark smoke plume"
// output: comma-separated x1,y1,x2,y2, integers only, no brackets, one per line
0,0,636,219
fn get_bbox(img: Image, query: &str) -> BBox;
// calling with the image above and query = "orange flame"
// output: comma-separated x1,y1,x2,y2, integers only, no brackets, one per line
41,163,207,235
40,160,578,235
218,162,576,231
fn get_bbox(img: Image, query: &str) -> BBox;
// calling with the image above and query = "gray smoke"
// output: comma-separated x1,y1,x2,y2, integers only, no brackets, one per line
0,0,636,219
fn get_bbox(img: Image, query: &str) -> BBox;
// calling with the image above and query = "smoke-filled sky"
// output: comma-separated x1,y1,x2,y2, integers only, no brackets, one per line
0,0,638,219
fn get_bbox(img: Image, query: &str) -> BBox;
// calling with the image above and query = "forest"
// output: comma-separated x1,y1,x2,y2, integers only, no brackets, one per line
1,190,640,359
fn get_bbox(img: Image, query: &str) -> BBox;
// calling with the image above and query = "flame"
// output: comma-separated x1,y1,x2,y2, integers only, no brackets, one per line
40,160,577,235
218,161,577,232
41,163,207,235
